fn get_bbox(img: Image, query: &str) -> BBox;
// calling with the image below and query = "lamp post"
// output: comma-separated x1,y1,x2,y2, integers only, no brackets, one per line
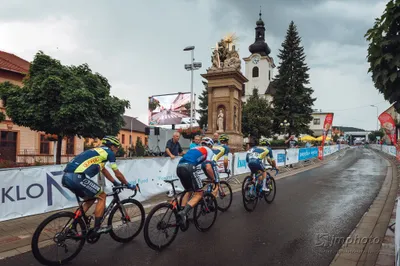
370,105,379,131
184,46,202,131
280,120,290,136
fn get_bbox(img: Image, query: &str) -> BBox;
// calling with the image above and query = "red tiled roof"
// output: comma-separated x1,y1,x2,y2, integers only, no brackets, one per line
0,51,30,74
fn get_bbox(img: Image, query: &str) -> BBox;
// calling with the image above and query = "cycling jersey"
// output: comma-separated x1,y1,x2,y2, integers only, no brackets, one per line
64,146,118,177
178,146,215,165
246,146,274,162
211,144,230,162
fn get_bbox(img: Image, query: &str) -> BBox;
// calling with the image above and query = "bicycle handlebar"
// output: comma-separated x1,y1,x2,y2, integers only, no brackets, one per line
112,183,140,198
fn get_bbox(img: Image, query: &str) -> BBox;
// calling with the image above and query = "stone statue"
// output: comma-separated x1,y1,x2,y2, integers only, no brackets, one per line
234,107,238,132
210,33,241,71
217,109,224,132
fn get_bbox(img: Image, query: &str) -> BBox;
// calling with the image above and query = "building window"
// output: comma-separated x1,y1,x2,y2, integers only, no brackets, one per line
252,67,259,78
129,135,132,145
122,134,125,144
40,135,50,154
66,136,75,155
313,118,321,125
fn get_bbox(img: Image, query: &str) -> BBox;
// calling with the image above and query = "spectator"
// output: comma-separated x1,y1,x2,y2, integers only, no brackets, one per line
213,132,221,145
285,135,298,148
165,131,185,159
189,135,201,149
165,131,185,197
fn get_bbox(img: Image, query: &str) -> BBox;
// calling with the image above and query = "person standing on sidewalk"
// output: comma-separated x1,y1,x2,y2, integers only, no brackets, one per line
189,135,201,149
165,131,185,197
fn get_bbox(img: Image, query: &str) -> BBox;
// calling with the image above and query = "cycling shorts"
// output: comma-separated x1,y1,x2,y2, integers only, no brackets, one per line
62,172,103,198
247,158,266,173
201,161,220,182
176,163,202,192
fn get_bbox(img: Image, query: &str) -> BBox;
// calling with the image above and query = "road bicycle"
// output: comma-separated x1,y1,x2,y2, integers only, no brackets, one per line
31,184,145,266
143,178,218,251
242,166,278,212
183,169,233,212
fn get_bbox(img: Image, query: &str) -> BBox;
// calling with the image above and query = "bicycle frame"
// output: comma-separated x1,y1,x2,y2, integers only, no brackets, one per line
72,185,138,228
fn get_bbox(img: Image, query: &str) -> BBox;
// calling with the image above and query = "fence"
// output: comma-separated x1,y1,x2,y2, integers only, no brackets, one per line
0,144,347,222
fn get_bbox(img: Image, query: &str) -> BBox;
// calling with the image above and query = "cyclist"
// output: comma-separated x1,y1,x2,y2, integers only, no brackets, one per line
176,137,216,227
246,139,278,192
202,134,230,197
62,136,136,234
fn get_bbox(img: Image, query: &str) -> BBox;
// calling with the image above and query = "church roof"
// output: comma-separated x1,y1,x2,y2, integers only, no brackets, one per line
248,11,271,56
265,80,277,95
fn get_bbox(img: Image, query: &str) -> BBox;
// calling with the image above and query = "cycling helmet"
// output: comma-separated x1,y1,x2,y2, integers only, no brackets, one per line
201,137,214,147
102,136,121,147
259,139,270,146
219,134,229,142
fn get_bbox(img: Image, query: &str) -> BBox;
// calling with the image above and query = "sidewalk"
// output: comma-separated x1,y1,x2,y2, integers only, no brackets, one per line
0,149,345,260
330,149,398,266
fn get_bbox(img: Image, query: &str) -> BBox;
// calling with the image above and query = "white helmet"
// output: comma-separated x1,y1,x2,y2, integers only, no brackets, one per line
201,137,214,147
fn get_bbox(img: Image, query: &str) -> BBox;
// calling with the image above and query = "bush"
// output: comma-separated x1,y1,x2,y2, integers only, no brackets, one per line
116,146,126,157
135,137,145,157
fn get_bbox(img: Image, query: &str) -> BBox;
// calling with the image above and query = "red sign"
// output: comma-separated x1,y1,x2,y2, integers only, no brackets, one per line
318,146,323,160
378,112,396,145
319,113,334,160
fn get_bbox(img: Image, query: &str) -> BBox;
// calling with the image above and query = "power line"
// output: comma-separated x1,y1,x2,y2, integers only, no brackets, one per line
315,101,387,112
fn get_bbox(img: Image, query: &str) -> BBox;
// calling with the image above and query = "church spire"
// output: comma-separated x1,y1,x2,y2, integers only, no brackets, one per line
248,9,271,56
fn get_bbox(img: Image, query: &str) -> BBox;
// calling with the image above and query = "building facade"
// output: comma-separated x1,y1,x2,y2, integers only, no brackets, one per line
0,50,84,165
242,11,276,103
308,111,335,137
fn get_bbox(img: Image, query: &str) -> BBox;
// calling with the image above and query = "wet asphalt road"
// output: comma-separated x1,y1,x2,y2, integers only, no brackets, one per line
0,147,388,266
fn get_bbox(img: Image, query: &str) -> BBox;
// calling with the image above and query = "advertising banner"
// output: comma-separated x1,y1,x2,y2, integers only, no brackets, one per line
319,113,334,160
378,111,397,145
148,92,194,126
298,147,319,161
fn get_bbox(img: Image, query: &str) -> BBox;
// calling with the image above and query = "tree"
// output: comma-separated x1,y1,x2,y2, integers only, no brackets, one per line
368,130,385,142
135,137,145,156
242,88,273,141
197,81,208,129
365,0,400,111
271,21,316,136
0,51,129,164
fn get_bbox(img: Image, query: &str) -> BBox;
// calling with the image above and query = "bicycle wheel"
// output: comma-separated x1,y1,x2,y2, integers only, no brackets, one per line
216,181,233,212
193,192,218,232
143,203,179,251
264,176,277,204
31,212,86,266
108,199,145,243
242,180,258,212
241,175,253,196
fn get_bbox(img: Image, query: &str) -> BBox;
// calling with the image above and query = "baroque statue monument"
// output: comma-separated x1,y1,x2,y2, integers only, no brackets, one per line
201,33,247,151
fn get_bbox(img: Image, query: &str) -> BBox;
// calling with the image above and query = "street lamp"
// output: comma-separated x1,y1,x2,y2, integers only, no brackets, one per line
370,105,379,130
184,46,202,130
280,120,290,135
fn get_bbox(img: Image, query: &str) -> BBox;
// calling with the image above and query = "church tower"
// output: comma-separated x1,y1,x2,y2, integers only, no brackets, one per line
242,10,276,103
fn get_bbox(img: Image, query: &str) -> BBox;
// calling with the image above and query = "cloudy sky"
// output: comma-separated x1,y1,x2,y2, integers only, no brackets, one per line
0,0,390,131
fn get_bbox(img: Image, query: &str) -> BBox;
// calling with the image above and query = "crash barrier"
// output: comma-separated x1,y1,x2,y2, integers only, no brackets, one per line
0,144,347,222
369,144,399,265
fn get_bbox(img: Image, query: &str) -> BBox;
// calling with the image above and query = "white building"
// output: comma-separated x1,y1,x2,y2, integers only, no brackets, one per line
308,110,334,137
242,11,276,103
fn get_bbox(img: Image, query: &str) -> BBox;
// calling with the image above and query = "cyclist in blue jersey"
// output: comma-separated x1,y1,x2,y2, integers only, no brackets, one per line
62,136,136,234
246,139,278,192
176,137,216,226
202,134,230,196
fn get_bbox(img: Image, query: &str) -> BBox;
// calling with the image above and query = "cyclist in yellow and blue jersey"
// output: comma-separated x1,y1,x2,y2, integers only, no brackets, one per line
246,139,278,192
62,136,136,234
201,134,230,196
